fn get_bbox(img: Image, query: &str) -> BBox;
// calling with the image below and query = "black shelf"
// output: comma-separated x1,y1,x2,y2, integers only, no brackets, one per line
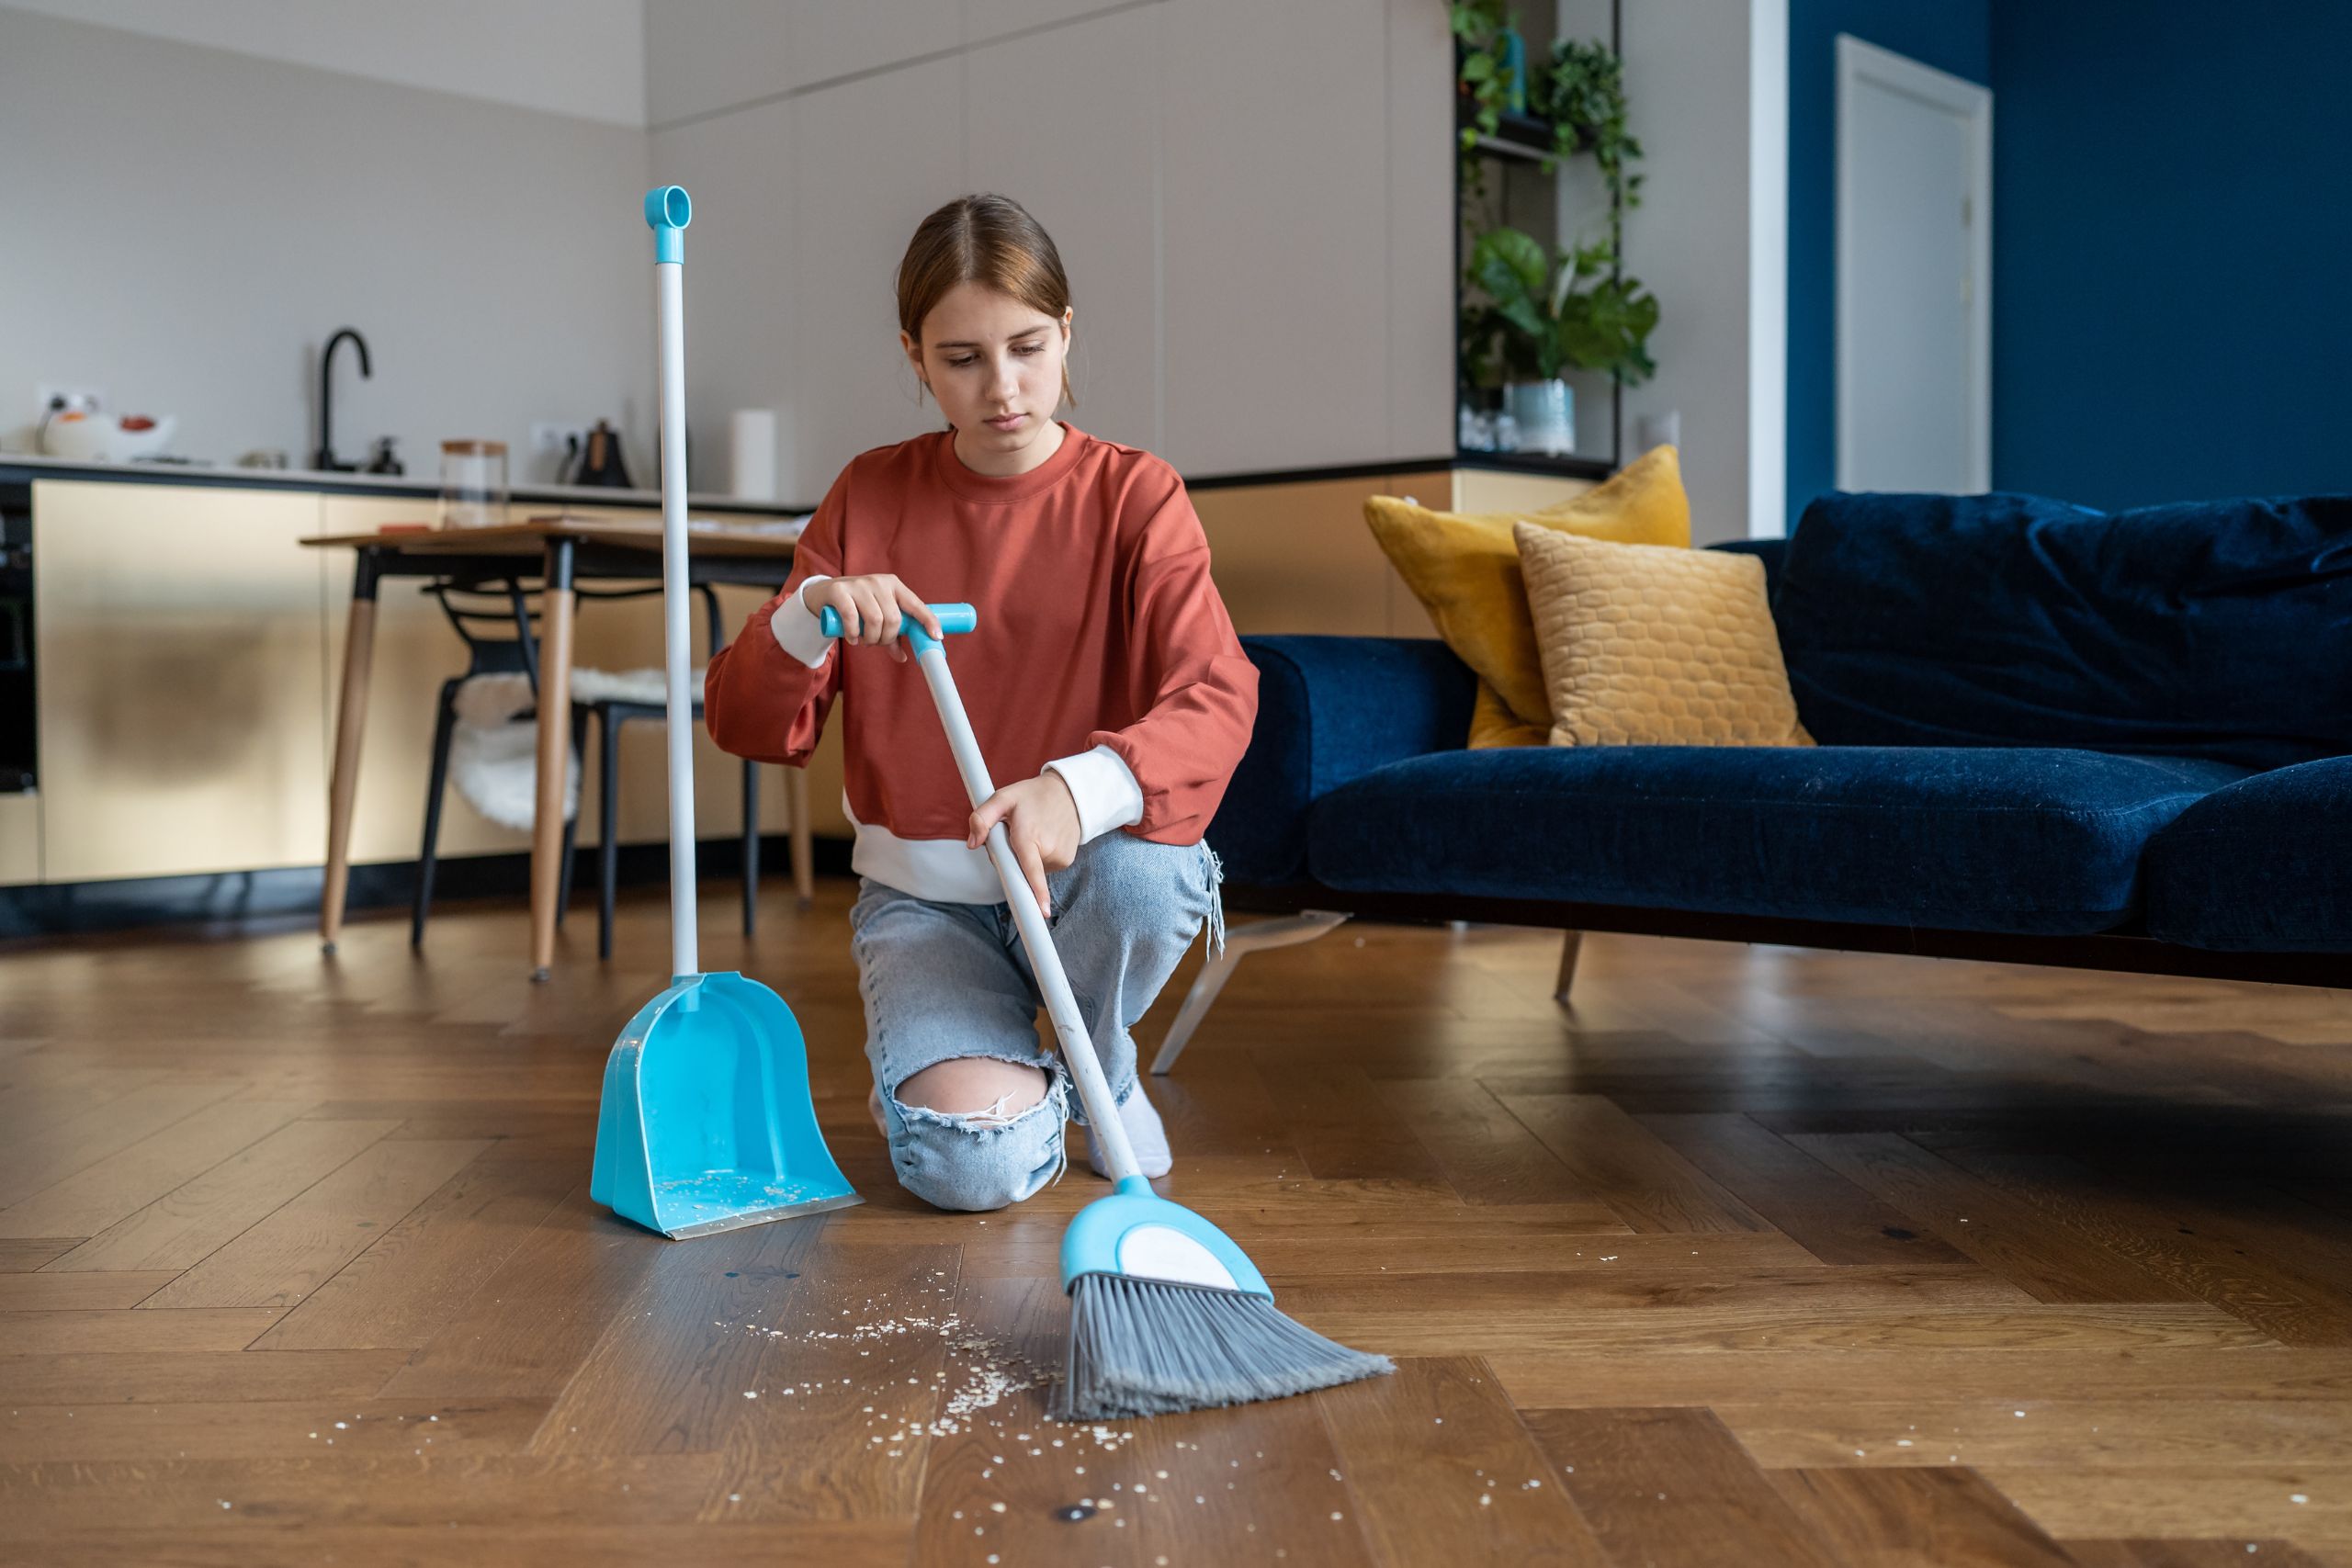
1454,100,1559,163
1453,450,1616,482
1452,0,1627,479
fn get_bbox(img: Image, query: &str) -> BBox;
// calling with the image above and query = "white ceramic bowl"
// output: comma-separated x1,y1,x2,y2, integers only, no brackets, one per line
40,413,178,461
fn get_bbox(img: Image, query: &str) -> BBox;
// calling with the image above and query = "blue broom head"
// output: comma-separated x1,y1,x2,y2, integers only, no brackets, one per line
591,971,859,1239
1055,1176,1392,1419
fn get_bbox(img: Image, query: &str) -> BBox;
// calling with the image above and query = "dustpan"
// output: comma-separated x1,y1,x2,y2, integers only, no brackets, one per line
590,186,858,1239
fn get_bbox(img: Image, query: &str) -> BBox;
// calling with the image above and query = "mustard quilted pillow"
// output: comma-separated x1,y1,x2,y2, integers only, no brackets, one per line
1363,446,1690,748
1514,522,1813,748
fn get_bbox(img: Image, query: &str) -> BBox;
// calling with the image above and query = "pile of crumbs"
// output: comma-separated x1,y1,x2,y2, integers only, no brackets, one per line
683,1275,1341,1551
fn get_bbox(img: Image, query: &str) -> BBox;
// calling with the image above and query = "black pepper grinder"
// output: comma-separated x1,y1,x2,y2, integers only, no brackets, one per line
364,435,405,476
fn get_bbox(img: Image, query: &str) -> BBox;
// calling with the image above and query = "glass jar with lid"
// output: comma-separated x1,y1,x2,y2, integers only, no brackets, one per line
437,439,509,529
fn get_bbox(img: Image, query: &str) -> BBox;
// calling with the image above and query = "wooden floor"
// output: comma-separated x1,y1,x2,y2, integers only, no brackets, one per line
5,878,2352,1566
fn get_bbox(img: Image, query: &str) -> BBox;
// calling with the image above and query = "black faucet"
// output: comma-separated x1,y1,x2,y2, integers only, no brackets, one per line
315,327,371,471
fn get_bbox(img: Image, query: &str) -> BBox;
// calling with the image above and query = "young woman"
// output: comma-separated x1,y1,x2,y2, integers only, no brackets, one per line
704,193,1258,1213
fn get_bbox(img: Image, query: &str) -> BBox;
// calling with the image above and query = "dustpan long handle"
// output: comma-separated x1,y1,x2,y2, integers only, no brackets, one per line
648,186,697,981
910,642,1142,1183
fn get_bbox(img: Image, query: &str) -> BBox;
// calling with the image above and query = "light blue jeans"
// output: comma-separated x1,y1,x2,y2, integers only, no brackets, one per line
849,830,1225,1212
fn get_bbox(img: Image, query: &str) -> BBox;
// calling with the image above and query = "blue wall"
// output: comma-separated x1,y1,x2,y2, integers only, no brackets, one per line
1788,4,2352,521
1991,3,2352,509
1785,2,1991,535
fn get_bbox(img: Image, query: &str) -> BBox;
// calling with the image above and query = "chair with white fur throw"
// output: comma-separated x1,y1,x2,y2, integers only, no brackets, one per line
413,575,781,959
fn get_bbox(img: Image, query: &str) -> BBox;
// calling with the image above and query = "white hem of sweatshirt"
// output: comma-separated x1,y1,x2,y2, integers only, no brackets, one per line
777,575,1148,902
842,750,1141,904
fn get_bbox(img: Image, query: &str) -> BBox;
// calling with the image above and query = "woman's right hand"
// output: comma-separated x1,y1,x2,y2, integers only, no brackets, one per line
801,574,943,664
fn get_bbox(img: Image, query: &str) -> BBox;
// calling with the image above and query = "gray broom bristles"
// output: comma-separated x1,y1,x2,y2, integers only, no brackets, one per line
1056,1273,1394,1419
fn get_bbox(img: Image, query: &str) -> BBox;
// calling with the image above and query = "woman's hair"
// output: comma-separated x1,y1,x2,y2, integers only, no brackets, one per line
896,194,1076,409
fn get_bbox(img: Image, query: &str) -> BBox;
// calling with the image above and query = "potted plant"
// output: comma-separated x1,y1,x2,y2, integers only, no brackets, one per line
1461,229,1658,456
1453,24,1657,457
1532,38,1644,214
1450,0,1523,151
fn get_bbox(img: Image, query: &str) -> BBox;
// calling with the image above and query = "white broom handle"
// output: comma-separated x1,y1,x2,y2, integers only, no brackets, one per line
656,259,698,981
911,643,1141,1182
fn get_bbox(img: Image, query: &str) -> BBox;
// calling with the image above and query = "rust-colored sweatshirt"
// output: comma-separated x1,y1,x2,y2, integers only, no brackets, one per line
702,422,1259,905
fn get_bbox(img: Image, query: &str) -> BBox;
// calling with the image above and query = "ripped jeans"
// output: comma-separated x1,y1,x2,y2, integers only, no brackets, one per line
849,830,1225,1212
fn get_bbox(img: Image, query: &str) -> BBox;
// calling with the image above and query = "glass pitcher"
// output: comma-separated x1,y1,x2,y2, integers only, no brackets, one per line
438,439,509,529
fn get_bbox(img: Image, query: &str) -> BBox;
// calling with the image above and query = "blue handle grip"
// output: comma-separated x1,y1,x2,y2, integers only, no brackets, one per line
644,185,691,264
819,602,976,655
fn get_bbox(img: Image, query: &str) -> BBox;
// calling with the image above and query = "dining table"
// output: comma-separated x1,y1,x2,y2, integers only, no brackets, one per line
300,514,804,979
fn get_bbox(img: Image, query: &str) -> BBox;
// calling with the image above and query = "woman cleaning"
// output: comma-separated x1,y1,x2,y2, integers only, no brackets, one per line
703,193,1259,1213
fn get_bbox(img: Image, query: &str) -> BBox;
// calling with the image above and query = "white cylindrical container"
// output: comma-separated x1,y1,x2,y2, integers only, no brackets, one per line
729,408,778,501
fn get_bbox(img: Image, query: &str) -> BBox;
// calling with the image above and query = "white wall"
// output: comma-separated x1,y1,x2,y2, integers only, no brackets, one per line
644,0,1458,496
5,0,1781,515
0,6,652,480
0,0,647,125
1557,0,1787,544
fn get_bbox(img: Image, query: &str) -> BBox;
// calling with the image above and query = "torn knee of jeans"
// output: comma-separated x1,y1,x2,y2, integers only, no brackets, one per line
889,1065,1062,1134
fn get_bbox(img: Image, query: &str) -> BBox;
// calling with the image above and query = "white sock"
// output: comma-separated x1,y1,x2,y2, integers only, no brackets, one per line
1085,1081,1172,1180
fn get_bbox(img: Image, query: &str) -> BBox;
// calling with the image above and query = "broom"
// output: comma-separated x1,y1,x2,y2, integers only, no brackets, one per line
820,602,1392,1418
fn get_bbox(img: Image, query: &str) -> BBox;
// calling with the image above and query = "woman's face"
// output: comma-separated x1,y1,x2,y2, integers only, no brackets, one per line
903,280,1071,458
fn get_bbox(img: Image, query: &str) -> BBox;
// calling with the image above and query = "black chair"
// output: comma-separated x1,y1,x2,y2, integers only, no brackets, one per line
412,575,760,959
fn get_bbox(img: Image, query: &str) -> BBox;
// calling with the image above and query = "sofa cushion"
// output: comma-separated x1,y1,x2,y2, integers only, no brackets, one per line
1363,445,1691,748
1206,635,1477,887
1520,525,1812,748
2143,758,2352,952
1775,491,2352,771
1306,744,2245,934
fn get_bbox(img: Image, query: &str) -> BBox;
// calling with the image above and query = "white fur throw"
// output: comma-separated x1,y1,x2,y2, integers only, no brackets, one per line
447,668,709,831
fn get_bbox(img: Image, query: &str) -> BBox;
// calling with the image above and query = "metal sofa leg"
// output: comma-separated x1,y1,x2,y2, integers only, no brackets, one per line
1149,909,1352,1077
1555,930,1584,1004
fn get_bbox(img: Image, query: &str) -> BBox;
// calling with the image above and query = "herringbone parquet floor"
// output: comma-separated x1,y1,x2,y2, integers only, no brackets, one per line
5,874,2352,1566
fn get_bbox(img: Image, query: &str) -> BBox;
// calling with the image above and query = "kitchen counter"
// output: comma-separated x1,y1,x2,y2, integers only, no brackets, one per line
0,451,810,514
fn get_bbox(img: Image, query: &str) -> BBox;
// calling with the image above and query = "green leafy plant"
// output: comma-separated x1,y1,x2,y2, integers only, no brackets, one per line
1449,0,1519,150
1531,39,1645,252
1462,226,1658,386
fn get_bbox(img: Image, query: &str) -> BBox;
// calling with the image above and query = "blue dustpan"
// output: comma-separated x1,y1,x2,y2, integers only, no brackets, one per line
591,187,857,1239
591,970,856,1237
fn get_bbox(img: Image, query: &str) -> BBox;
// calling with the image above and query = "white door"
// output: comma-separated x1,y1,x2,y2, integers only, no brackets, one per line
1836,35,1992,494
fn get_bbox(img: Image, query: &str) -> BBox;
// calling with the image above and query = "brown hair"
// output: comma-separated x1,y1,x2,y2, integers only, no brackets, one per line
896,194,1075,410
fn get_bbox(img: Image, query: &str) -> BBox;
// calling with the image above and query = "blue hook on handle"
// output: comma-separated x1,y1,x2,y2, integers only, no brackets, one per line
644,185,691,264
819,602,976,656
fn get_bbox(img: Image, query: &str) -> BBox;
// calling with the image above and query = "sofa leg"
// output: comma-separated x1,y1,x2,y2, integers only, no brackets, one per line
1150,909,1352,1076
1555,930,1585,1004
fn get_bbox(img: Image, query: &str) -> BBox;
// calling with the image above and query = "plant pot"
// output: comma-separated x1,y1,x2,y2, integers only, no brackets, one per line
1502,380,1575,457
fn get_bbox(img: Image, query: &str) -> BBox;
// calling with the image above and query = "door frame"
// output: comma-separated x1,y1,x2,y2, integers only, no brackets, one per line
1835,33,1993,493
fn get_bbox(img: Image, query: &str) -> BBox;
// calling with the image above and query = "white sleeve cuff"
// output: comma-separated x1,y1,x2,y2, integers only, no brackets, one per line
1044,743,1147,844
770,574,836,668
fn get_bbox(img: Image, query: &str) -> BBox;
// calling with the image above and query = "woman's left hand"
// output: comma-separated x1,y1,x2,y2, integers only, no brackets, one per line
968,773,1082,918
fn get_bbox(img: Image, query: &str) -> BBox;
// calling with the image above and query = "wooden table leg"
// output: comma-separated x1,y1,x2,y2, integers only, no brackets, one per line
320,547,383,954
788,768,814,905
529,537,577,981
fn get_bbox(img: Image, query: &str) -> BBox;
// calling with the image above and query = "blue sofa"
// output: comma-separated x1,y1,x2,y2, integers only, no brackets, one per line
1163,491,2352,1070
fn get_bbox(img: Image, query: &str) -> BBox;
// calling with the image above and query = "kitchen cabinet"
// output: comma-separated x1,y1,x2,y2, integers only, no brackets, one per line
17,457,1576,891
0,792,38,885
34,480,328,881
1188,465,1591,640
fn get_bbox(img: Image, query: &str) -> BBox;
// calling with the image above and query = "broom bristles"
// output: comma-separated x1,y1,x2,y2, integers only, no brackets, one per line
1056,1272,1393,1420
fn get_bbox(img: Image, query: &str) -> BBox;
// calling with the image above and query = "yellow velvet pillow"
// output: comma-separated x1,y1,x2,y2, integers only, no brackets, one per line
1363,445,1690,748
1514,521,1813,748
